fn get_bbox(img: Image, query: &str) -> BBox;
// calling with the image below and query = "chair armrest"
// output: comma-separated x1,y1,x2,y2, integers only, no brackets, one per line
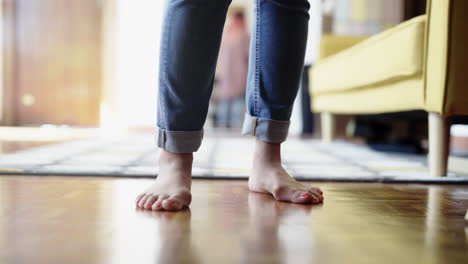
318,34,367,60
425,0,468,115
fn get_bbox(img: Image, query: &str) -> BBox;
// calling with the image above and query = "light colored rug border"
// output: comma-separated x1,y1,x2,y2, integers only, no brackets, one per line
1,167,467,184
0,137,467,184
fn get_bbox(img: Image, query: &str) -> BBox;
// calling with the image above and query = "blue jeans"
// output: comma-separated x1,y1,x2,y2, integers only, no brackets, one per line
157,0,310,153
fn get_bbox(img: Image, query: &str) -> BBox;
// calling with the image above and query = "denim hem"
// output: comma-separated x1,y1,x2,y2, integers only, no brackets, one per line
241,113,290,143
156,127,204,153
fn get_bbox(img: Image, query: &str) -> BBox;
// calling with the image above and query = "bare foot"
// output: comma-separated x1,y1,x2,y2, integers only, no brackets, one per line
248,139,323,204
135,149,192,211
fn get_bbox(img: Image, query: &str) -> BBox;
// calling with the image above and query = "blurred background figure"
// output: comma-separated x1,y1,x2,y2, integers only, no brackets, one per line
214,11,250,129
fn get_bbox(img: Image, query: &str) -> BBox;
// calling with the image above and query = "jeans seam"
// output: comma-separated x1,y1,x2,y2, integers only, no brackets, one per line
254,0,260,116
161,129,166,148
160,7,172,129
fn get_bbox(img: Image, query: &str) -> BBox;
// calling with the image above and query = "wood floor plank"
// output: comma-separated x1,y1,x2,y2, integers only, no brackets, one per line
0,176,467,264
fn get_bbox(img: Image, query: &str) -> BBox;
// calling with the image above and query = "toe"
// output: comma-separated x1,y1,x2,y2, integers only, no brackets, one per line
273,186,319,204
152,202,162,211
135,193,146,203
162,199,183,211
308,189,323,200
144,195,158,209
294,191,321,204
296,191,315,203
138,194,151,208
152,195,168,211
162,194,189,211
311,187,323,195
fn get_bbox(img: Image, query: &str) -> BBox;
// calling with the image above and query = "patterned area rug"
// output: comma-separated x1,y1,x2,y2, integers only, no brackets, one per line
0,134,467,183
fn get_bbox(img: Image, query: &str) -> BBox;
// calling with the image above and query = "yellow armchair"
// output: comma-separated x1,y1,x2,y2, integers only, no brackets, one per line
310,0,468,177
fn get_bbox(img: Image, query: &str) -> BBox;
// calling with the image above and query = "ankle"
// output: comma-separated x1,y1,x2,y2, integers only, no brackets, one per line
253,139,282,168
159,149,193,167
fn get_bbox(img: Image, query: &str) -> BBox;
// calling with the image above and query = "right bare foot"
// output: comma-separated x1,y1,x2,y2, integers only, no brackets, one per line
135,149,193,211
248,139,323,204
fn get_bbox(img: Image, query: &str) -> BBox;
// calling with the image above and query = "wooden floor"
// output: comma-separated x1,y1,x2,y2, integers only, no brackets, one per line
0,140,468,264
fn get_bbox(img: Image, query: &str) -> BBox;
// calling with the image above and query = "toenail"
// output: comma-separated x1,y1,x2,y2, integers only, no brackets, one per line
301,192,310,197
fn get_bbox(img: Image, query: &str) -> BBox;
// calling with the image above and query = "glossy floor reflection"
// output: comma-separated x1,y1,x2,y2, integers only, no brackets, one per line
0,176,467,264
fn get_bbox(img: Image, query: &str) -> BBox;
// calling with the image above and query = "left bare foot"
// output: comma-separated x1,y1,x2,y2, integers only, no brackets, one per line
135,149,192,211
248,139,323,204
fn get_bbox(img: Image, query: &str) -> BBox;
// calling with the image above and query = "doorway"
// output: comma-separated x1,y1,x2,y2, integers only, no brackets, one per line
3,0,103,126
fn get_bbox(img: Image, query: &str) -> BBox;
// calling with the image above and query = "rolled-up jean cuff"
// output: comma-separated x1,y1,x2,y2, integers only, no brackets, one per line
241,113,290,143
156,127,204,153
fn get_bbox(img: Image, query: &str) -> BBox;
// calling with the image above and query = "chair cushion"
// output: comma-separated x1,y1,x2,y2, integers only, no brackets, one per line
312,15,426,95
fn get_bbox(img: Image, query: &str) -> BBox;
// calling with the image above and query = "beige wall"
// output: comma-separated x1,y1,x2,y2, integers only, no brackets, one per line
0,2,3,122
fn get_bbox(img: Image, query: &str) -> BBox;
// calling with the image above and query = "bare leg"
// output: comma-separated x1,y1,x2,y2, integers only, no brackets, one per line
136,0,232,210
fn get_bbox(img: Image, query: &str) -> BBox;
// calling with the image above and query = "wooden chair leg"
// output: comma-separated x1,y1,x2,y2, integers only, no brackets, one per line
321,112,335,143
428,112,450,177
